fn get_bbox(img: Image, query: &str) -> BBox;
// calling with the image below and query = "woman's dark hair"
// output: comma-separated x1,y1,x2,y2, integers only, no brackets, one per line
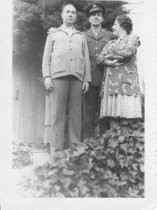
116,14,133,35
61,1,77,13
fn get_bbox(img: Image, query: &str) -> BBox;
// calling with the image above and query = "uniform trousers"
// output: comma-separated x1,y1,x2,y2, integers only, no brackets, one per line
83,86,109,139
45,76,82,152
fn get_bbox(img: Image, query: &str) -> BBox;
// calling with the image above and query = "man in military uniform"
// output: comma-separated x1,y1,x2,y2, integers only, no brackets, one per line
83,2,113,139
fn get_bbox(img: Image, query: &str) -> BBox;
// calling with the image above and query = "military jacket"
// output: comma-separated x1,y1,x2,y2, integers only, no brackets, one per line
84,28,113,86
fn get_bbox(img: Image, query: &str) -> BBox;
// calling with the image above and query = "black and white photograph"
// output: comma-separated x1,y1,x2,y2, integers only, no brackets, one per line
0,0,157,209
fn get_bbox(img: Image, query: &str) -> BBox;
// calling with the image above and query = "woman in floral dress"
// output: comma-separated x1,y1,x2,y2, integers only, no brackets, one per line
96,14,142,129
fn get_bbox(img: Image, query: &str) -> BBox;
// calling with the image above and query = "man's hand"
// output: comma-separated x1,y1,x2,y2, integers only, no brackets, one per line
82,82,89,94
47,27,57,34
44,77,53,91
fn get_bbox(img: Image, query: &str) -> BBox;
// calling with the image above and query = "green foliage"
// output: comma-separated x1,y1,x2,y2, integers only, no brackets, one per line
22,120,144,197
12,141,33,168
13,0,128,63
13,0,44,61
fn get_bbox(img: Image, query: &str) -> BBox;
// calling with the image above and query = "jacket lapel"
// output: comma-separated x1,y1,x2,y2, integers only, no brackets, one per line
86,28,96,40
97,27,107,40
86,27,107,40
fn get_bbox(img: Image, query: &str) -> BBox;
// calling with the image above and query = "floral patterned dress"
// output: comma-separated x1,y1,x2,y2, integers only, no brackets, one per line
99,35,142,119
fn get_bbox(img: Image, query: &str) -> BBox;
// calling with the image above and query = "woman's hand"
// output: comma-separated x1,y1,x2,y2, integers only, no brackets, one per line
96,54,123,66
95,54,105,64
106,59,123,66
104,54,123,60
44,77,53,91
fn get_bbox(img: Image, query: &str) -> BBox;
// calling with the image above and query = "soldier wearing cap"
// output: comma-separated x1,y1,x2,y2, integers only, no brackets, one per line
83,2,113,139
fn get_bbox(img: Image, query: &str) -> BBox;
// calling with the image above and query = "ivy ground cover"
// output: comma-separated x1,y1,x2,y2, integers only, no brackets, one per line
17,120,144,198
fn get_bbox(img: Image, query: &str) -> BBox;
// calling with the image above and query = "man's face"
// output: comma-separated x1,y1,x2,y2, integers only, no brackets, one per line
88,12,104,27
61,4,77,26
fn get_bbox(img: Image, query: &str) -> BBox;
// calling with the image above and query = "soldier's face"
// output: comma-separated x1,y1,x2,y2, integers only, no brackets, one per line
88,12,103,27
61,4,77,26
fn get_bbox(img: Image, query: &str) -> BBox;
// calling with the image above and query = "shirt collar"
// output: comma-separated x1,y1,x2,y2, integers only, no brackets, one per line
91,26,101,36
58,25,81,35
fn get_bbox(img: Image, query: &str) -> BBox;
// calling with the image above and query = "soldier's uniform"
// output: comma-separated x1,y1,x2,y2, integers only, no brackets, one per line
83,2,113,139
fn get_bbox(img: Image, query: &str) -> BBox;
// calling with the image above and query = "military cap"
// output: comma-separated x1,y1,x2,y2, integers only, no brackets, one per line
85,2,105,17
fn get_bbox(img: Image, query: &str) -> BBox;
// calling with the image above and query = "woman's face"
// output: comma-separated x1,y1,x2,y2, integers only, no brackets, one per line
112,19,123,37
61,4,77,26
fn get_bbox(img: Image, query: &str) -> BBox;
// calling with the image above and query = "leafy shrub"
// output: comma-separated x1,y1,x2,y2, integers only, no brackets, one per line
22,120,144,197
12,141,33,168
